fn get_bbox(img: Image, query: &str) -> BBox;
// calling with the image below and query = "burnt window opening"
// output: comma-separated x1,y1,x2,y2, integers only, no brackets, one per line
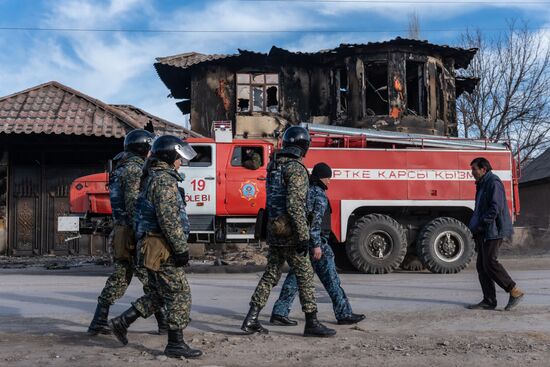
335,68,348,114
237,84,250,112
365,61,388,115
436,66,445,121
266,86,278,113
406,61,427,116
252,87,263,112
236,73,279,113
237,98,249,111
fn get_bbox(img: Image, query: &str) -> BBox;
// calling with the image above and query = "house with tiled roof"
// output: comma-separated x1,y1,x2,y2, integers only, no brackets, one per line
0,81,198,256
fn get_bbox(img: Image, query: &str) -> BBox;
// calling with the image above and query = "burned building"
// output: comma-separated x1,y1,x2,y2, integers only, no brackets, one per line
154,37,478,138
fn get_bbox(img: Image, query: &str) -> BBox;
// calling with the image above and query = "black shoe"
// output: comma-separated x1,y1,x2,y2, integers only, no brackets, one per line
466,300,497,310
270,314,298,326
337,313,365,325
164,329,202,359
304,312,336,337
108,306,141,345
154,310,169,335
241,304,269,334
87,303,111,336
504,293,524,311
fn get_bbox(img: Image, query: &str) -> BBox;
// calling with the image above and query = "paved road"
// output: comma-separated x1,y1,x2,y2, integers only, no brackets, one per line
0,258,548,334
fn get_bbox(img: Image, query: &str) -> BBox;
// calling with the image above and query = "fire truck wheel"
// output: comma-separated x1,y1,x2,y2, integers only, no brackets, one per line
346,214,407,274
416,217,475,274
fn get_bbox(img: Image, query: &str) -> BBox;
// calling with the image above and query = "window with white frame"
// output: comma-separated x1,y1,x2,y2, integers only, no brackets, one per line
236,73,279,113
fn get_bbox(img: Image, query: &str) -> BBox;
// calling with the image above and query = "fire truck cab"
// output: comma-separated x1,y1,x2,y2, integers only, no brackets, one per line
180,122,273,244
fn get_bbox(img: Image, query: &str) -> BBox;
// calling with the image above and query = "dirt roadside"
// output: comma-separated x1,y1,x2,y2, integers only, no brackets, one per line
1,306,549,367
0,253,548,274
1,255,549,366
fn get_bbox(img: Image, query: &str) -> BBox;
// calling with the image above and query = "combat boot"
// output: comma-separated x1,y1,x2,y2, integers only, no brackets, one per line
164,329,202,359
270,314,298,326
337,313,366,325
241,303,269,334
304,312,336,337
154,309,169,335
87,303,111,336
108,306,141,345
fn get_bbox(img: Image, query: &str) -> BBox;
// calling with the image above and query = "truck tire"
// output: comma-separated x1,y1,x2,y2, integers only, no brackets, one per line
416,217,475,274
346,214,407,274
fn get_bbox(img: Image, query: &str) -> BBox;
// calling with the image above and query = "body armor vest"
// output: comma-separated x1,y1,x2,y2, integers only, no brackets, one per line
134,171,190,240
266,158,290,219
109,153,130,226
266,156,308,219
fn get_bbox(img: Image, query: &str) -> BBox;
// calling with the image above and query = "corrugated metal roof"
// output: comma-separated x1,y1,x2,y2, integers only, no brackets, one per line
519,148,550,184
0,81,197,139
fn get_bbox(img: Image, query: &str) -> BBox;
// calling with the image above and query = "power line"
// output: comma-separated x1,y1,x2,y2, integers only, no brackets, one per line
241,0,550,3
0,26,548,34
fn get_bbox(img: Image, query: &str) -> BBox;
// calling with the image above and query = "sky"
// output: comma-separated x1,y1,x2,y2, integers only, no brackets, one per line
0,0,549,128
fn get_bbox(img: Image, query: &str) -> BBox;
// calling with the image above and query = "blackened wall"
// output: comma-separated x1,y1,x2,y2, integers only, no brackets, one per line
188,48,461,137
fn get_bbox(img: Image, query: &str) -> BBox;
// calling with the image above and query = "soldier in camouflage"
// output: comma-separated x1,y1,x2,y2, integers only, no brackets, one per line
87,129,169,336
109,135,202,359
271,163,365,325
241,126,336,338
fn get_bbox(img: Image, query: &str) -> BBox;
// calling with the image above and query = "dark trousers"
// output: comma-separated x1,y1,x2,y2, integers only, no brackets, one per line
475,235,516,304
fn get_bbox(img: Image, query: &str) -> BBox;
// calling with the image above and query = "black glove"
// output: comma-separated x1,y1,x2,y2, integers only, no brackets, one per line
178,187,187,207
173,252,189,267
296,240,309,257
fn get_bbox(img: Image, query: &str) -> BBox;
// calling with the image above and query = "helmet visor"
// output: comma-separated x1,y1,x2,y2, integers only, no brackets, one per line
175,143,197,161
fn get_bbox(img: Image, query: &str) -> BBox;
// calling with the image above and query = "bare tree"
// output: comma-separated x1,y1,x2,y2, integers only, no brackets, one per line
457,20,550,164
407,12,421,40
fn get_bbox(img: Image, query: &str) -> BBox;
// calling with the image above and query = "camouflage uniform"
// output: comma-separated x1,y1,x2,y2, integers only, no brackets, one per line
249,154,317,313
272,183,354,320
132,159,191,330
97,152,152,307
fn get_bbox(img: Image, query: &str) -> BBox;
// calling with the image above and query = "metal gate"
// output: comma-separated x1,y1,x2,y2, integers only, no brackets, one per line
8,163,106,256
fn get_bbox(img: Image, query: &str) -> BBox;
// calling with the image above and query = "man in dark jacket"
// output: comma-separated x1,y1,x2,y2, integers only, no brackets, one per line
467,157,524,311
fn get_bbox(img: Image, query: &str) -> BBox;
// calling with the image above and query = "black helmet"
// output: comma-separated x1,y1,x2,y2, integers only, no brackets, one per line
282,126,311,157
151,135,197,165
124,129,154,157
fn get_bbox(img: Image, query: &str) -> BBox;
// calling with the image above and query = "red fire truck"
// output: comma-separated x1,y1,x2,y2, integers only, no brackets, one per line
59,123,519,274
